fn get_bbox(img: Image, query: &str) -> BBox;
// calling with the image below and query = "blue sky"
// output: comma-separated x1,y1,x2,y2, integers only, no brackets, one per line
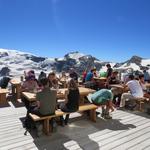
0,0,150,62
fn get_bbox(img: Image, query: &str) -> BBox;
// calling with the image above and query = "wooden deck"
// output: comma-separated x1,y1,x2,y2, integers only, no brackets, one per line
0,101,150,150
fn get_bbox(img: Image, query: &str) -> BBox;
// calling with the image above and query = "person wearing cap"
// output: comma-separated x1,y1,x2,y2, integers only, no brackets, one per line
87,89,115,119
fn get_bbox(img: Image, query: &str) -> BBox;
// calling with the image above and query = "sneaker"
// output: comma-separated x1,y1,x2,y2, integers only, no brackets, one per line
104,115,112,119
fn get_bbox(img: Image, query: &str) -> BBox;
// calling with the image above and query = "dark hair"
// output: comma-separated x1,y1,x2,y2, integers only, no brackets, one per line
68,78,78,90
40,78,49,86
48,72,55,77
128,74,134,80
139,74,144,79
106,64,111,67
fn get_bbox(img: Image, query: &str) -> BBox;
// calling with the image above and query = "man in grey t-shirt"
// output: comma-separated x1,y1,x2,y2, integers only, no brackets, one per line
34,78,57,116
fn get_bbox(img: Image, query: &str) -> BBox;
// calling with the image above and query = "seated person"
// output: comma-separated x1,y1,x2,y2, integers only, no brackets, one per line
87,89,115,119
21,74,39,109
48,72,59,90
69,68,78,82
106,71,122,106
59,71,67,88
60,79,80,125
85,68,97,89
29,78,57,116
120,75,144,109
0,76,11,88
139,74,150,99
143,70,150,83
82,70,87,83
38,71,46,82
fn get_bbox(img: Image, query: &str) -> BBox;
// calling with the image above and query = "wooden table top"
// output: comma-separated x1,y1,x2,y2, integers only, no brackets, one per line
146,83,150,88
93,77,107,80
22,87,96,102
0,89,9,94
109,84,124,89
10,79,21,85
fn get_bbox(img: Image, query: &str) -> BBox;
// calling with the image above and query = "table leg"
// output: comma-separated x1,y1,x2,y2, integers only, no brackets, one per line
0,93,7,104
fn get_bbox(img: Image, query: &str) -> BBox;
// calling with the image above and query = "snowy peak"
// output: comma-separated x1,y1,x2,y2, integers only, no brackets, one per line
0,48,150,77
126,55,142,65
64,51,84,60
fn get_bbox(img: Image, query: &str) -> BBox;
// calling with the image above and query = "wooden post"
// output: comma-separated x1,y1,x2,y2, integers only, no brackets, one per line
16,84,21,99
43,119,50,135
90,109,96,122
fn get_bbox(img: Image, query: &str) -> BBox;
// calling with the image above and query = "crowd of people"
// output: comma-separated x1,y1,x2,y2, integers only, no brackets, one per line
1,64,150,135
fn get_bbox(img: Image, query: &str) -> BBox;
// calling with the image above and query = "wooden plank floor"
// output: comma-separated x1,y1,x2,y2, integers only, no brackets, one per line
0,101,150,150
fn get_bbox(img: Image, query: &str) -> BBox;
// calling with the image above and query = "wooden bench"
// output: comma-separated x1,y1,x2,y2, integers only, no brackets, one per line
29,104,98,135
134,97,149,111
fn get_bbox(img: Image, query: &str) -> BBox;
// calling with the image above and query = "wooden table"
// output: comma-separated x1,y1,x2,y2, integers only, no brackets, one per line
0,89,9,104
109,84,124,89
146,83,150,88
22,87,96,104
93,77,107,89
93,77,107,81
10,79,21,100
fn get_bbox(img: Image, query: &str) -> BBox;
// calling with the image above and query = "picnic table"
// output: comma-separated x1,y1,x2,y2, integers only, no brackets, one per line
22,87,95,105
10,79,21,100
93,77,107,81
146,83,150,88
0,89,9,104
93,77,107,89
109,84,124,89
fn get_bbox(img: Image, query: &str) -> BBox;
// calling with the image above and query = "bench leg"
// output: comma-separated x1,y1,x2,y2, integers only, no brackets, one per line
43,119,50,135
16,85,21,100
139,101,144,112
90,109,96,122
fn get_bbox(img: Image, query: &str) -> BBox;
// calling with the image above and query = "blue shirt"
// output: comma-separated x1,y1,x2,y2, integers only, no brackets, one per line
85,72,93,81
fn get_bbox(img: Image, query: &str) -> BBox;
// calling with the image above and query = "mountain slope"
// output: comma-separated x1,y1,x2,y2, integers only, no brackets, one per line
0,48,150,77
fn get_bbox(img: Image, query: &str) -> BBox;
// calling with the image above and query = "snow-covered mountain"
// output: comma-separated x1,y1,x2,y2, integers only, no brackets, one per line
114,56,150,71
0,48,150,77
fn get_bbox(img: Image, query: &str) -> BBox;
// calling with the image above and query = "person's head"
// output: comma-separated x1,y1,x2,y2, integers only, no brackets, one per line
40,78,49,87
48,72,56,81
111,70,118,77
62,71,66,77
28,70,35,75
40,71,44,75
139,74,144,81
106,64,111,68
67,78,78,90
128,74,135,80
26,75,35,82
91,68,97,75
